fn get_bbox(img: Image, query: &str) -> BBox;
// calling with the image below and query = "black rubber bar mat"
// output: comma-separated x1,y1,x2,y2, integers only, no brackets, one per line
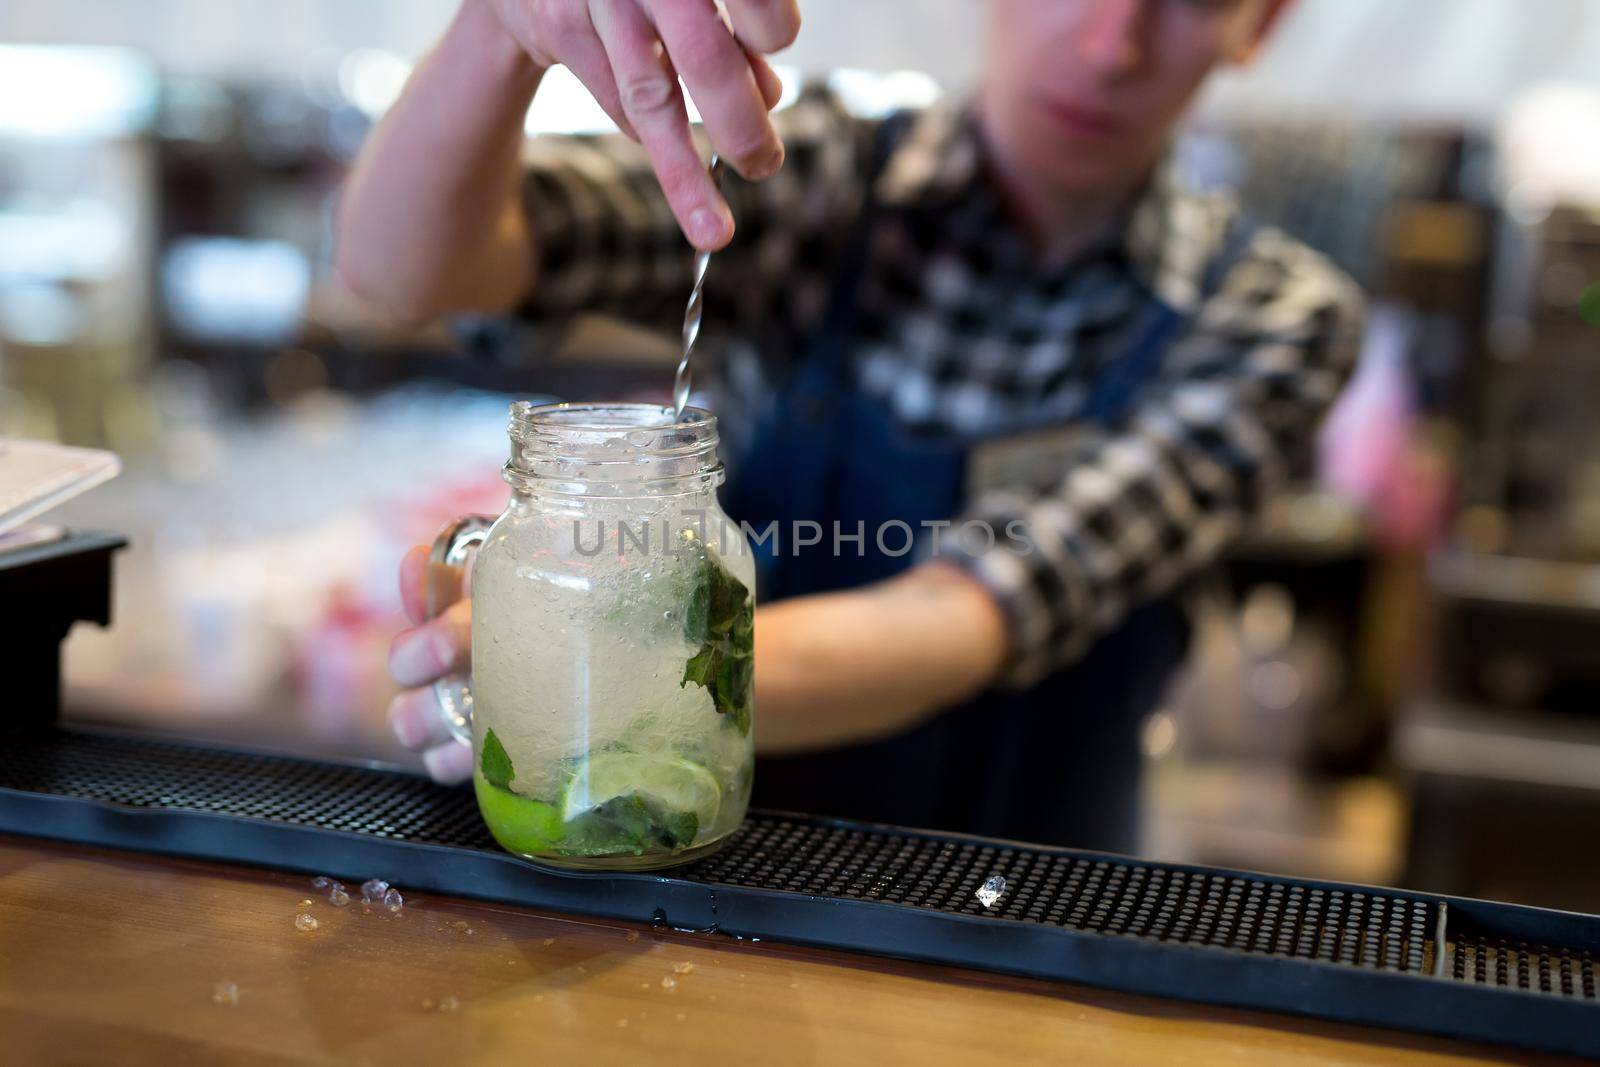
0,727,1594,1057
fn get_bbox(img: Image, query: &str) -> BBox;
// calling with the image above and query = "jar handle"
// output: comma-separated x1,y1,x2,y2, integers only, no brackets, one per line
426,515,493,745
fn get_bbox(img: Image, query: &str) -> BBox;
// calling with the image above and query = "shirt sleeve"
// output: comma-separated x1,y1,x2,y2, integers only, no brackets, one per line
946,227,1367,688
517,86,871,337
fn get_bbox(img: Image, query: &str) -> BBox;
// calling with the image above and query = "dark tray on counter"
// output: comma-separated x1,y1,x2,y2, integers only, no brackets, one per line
1,531,125,725
0,726,1594,1058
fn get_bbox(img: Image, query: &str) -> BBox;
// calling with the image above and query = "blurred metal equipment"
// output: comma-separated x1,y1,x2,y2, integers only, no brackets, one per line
1400,90,1600,910
1145,118,1490,889
1430,158,1600,710
1400,699,1600,913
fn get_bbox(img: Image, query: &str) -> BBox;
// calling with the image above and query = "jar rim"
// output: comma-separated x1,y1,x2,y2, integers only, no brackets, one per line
511,401,714,435
505,401,722,497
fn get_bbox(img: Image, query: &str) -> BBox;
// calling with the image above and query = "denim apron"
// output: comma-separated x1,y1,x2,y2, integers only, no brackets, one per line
721,128,1252,852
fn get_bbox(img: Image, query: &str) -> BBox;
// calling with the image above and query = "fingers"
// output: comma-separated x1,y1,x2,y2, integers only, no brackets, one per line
749,51,784,110
723,0,801,53
393,544,473,784
543,4,640,139
389,598,472,688
387,670,472,785
589,0,733,249
423,741,474,783
388,687,460,750
401,543,474,626
647,0,784,181
399,545,428,625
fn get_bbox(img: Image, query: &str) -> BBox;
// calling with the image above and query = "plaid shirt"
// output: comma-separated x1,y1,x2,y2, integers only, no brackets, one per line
518,88,1365,686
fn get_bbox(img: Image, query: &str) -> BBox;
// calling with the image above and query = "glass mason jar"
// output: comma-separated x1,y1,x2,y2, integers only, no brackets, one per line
430,402,755,871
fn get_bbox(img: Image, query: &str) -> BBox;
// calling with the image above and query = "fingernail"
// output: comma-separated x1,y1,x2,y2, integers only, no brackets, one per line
690,207,728,247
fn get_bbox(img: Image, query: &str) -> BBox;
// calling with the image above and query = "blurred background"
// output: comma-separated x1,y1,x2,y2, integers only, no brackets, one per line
5,0,1600,912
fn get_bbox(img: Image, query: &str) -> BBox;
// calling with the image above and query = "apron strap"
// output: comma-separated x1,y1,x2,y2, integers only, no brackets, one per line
806,110,918,388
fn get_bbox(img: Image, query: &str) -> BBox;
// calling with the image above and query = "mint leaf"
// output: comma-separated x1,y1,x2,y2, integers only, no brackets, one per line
481,727,515,790
684,566,710,644
682,645,717,687
708,557,747,635
554,794,701,857
654,808,700,849
558,795,655,856
601,795,653,842
679,544,754,736
711,652,753,735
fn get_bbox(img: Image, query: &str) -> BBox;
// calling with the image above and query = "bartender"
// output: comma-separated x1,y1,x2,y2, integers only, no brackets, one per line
339,0,1362,852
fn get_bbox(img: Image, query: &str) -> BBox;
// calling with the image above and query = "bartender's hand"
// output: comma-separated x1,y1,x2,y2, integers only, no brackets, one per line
337,0,795,324
387,546,476,782
752,562,1010,755
475,0,795,245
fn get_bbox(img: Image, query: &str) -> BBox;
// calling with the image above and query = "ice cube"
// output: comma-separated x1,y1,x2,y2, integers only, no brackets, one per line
297,898,315,909
975,874,1007,909
361,879,389,904
660,975,677,991
329,886,351,907
438,995,460,1013
295,913,319,932
312,876,332,889
212,981,240,1006
383,888,404,912
673,961,695,975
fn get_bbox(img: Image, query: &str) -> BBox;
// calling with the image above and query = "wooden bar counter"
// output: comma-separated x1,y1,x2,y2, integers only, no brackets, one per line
0,836,1578,1065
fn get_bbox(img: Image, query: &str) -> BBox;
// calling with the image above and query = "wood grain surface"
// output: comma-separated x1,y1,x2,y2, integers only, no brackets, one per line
0,836,1579,1066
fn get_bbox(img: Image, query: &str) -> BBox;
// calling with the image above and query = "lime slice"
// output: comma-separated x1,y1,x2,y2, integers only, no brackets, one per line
474,774,564,855
559,752,721,832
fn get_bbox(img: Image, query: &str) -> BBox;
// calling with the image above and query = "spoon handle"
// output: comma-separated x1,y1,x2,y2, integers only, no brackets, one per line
674,154,726,421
